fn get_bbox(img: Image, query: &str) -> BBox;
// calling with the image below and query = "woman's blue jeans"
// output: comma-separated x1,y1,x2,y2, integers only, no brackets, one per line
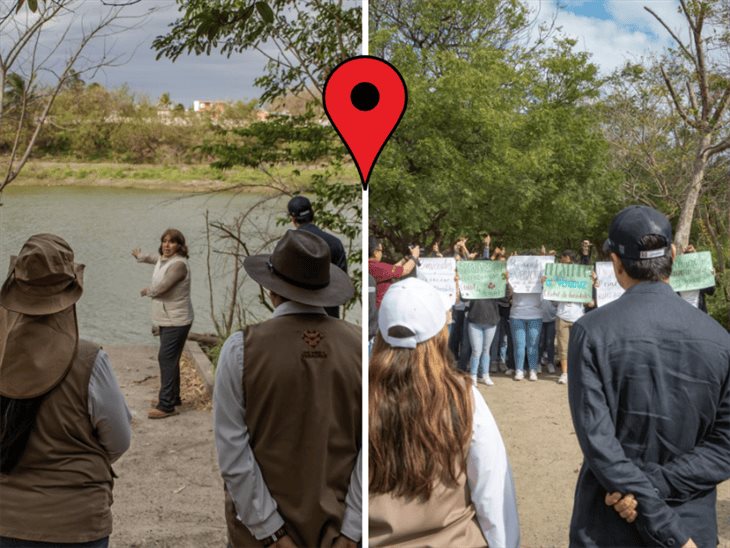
510,318,542,373
468,322,497,378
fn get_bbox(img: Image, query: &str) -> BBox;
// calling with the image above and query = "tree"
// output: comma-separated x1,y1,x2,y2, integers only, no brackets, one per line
369,0,619,253
153,0,360,103
154,1,362,330
0,0,148,194
645,0,730,249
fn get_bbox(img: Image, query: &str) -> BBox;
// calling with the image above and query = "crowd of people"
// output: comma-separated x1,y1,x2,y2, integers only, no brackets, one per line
369,205,730,547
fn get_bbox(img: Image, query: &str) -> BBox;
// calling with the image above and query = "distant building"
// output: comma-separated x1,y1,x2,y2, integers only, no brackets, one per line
193,100,227,114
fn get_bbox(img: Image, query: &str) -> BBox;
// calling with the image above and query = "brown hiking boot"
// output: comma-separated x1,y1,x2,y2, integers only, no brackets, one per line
148,408,179,419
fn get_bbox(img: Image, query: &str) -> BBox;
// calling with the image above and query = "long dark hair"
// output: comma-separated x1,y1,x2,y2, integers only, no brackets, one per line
369,327,473,500
0,395,46,474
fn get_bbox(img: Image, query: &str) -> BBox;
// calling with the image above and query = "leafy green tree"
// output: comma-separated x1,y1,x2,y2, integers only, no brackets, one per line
154,0,360,103
369,0,619,253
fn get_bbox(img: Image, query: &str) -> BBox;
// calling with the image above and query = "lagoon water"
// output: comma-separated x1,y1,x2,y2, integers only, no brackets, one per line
0,186,360,344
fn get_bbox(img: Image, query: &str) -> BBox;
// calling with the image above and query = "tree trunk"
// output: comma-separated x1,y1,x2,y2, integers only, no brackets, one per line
674,132,713,249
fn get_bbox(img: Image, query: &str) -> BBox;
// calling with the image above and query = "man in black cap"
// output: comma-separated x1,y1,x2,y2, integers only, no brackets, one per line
287,195,348,318
567,206,730,547
213,229,360,548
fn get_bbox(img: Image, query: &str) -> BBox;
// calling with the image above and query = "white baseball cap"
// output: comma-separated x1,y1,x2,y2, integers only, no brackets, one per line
378,277,452,349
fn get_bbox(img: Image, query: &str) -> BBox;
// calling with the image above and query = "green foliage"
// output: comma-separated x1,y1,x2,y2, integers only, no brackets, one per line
153,0,360,102
369,1,619,253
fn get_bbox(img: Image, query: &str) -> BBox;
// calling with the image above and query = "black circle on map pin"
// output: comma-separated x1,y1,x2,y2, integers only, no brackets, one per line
323,56,408,191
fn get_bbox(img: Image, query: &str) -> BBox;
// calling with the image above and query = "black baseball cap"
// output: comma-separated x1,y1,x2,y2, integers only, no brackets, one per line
604,205,673,260
287,196,312,220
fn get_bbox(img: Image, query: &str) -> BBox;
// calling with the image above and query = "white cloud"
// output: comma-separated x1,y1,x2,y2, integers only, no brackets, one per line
528,0,690,74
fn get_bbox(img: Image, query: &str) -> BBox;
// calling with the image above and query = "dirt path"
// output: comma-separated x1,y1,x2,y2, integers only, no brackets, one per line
105,345,226,547
479,370,730,547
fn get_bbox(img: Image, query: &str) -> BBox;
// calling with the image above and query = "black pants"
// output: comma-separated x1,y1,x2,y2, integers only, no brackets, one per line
540,320,556,364
157,324,191,412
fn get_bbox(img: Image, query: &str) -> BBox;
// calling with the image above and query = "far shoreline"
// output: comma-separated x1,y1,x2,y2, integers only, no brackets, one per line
5,160,357,195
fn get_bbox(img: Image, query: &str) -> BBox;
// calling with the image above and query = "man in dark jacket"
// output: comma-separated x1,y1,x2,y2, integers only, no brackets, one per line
288,195,348,318
568,205,730,548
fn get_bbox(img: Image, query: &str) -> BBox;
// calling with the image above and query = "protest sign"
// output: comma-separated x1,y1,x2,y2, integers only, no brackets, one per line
595,262,624,307
542,263,593,303
669,251,715,292
506,256,555,293
417,258,457,305
456,260,506,299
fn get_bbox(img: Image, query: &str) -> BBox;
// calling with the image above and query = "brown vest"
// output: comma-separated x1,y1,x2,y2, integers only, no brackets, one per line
225,314,361,547
0,340,114,543
369,473,487,547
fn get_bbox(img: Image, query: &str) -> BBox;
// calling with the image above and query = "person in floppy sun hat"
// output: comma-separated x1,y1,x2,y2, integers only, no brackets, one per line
0,233,131,547
213,229,361,548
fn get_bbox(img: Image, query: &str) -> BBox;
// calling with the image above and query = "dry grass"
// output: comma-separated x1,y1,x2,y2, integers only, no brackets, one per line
179,351,212,411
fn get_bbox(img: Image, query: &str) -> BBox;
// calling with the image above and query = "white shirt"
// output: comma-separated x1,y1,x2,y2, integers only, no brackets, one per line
213,301,362,541
509,292,542,320
467,386,520,548
556,301,585,323
680,290,701,308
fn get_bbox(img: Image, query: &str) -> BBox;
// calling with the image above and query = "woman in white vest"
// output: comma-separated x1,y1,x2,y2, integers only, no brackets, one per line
369,277,520,548
132,228,193,419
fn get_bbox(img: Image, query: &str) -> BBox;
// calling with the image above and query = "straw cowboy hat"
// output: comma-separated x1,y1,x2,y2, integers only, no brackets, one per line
0,234,83,399
244,230,353,307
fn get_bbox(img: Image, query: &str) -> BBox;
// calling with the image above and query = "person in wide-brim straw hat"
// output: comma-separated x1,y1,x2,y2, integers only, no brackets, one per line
214,229,361,548
0,233,132,547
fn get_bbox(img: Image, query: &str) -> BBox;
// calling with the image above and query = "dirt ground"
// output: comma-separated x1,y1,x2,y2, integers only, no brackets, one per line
105,345,226,547
478,369,730,548
105,344,730,547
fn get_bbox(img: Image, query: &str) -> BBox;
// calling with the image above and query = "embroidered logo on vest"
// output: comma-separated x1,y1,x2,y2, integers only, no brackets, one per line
302,330,324,348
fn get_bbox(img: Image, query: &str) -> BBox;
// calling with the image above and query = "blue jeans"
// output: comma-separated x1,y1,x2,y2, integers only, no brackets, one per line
510,318,542,373
0,538,109,547
468,322,497,378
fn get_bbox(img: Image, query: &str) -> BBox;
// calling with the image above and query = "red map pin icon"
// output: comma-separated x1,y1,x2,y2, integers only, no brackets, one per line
323,56,407,191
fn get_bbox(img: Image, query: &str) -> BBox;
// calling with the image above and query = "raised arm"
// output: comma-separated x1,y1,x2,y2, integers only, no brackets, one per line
131,248,158,265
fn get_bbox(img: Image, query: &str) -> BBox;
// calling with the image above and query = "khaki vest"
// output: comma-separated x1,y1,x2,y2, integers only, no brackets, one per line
151,255,193,326
225,314,361,547
0,340,114,543
369,472,487,547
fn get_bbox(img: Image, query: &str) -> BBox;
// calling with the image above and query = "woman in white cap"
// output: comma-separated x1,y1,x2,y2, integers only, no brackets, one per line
369,277,520,548
0,233,131,547
132,228,193,419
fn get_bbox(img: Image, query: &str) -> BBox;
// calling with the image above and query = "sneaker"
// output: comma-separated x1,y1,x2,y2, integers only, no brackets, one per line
557,373,568,384
471,375,477,386
529,370,538,381
478,376,494,386
504,368,514,376
498,361,508,373
514,370,524,381
547,362,556,374
148,408,179,419
537,364,543,373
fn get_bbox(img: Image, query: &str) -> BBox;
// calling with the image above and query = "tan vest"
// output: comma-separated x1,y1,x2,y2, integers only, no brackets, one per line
369,472,487,547
0,340,114,543
225,314,361,547
151,255,193,326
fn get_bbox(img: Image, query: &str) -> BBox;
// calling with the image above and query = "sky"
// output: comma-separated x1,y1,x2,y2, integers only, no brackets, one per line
9,0,690,107
531,0,686,74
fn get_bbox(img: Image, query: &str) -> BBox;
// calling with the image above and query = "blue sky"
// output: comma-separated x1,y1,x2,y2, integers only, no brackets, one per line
530,1,684,74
